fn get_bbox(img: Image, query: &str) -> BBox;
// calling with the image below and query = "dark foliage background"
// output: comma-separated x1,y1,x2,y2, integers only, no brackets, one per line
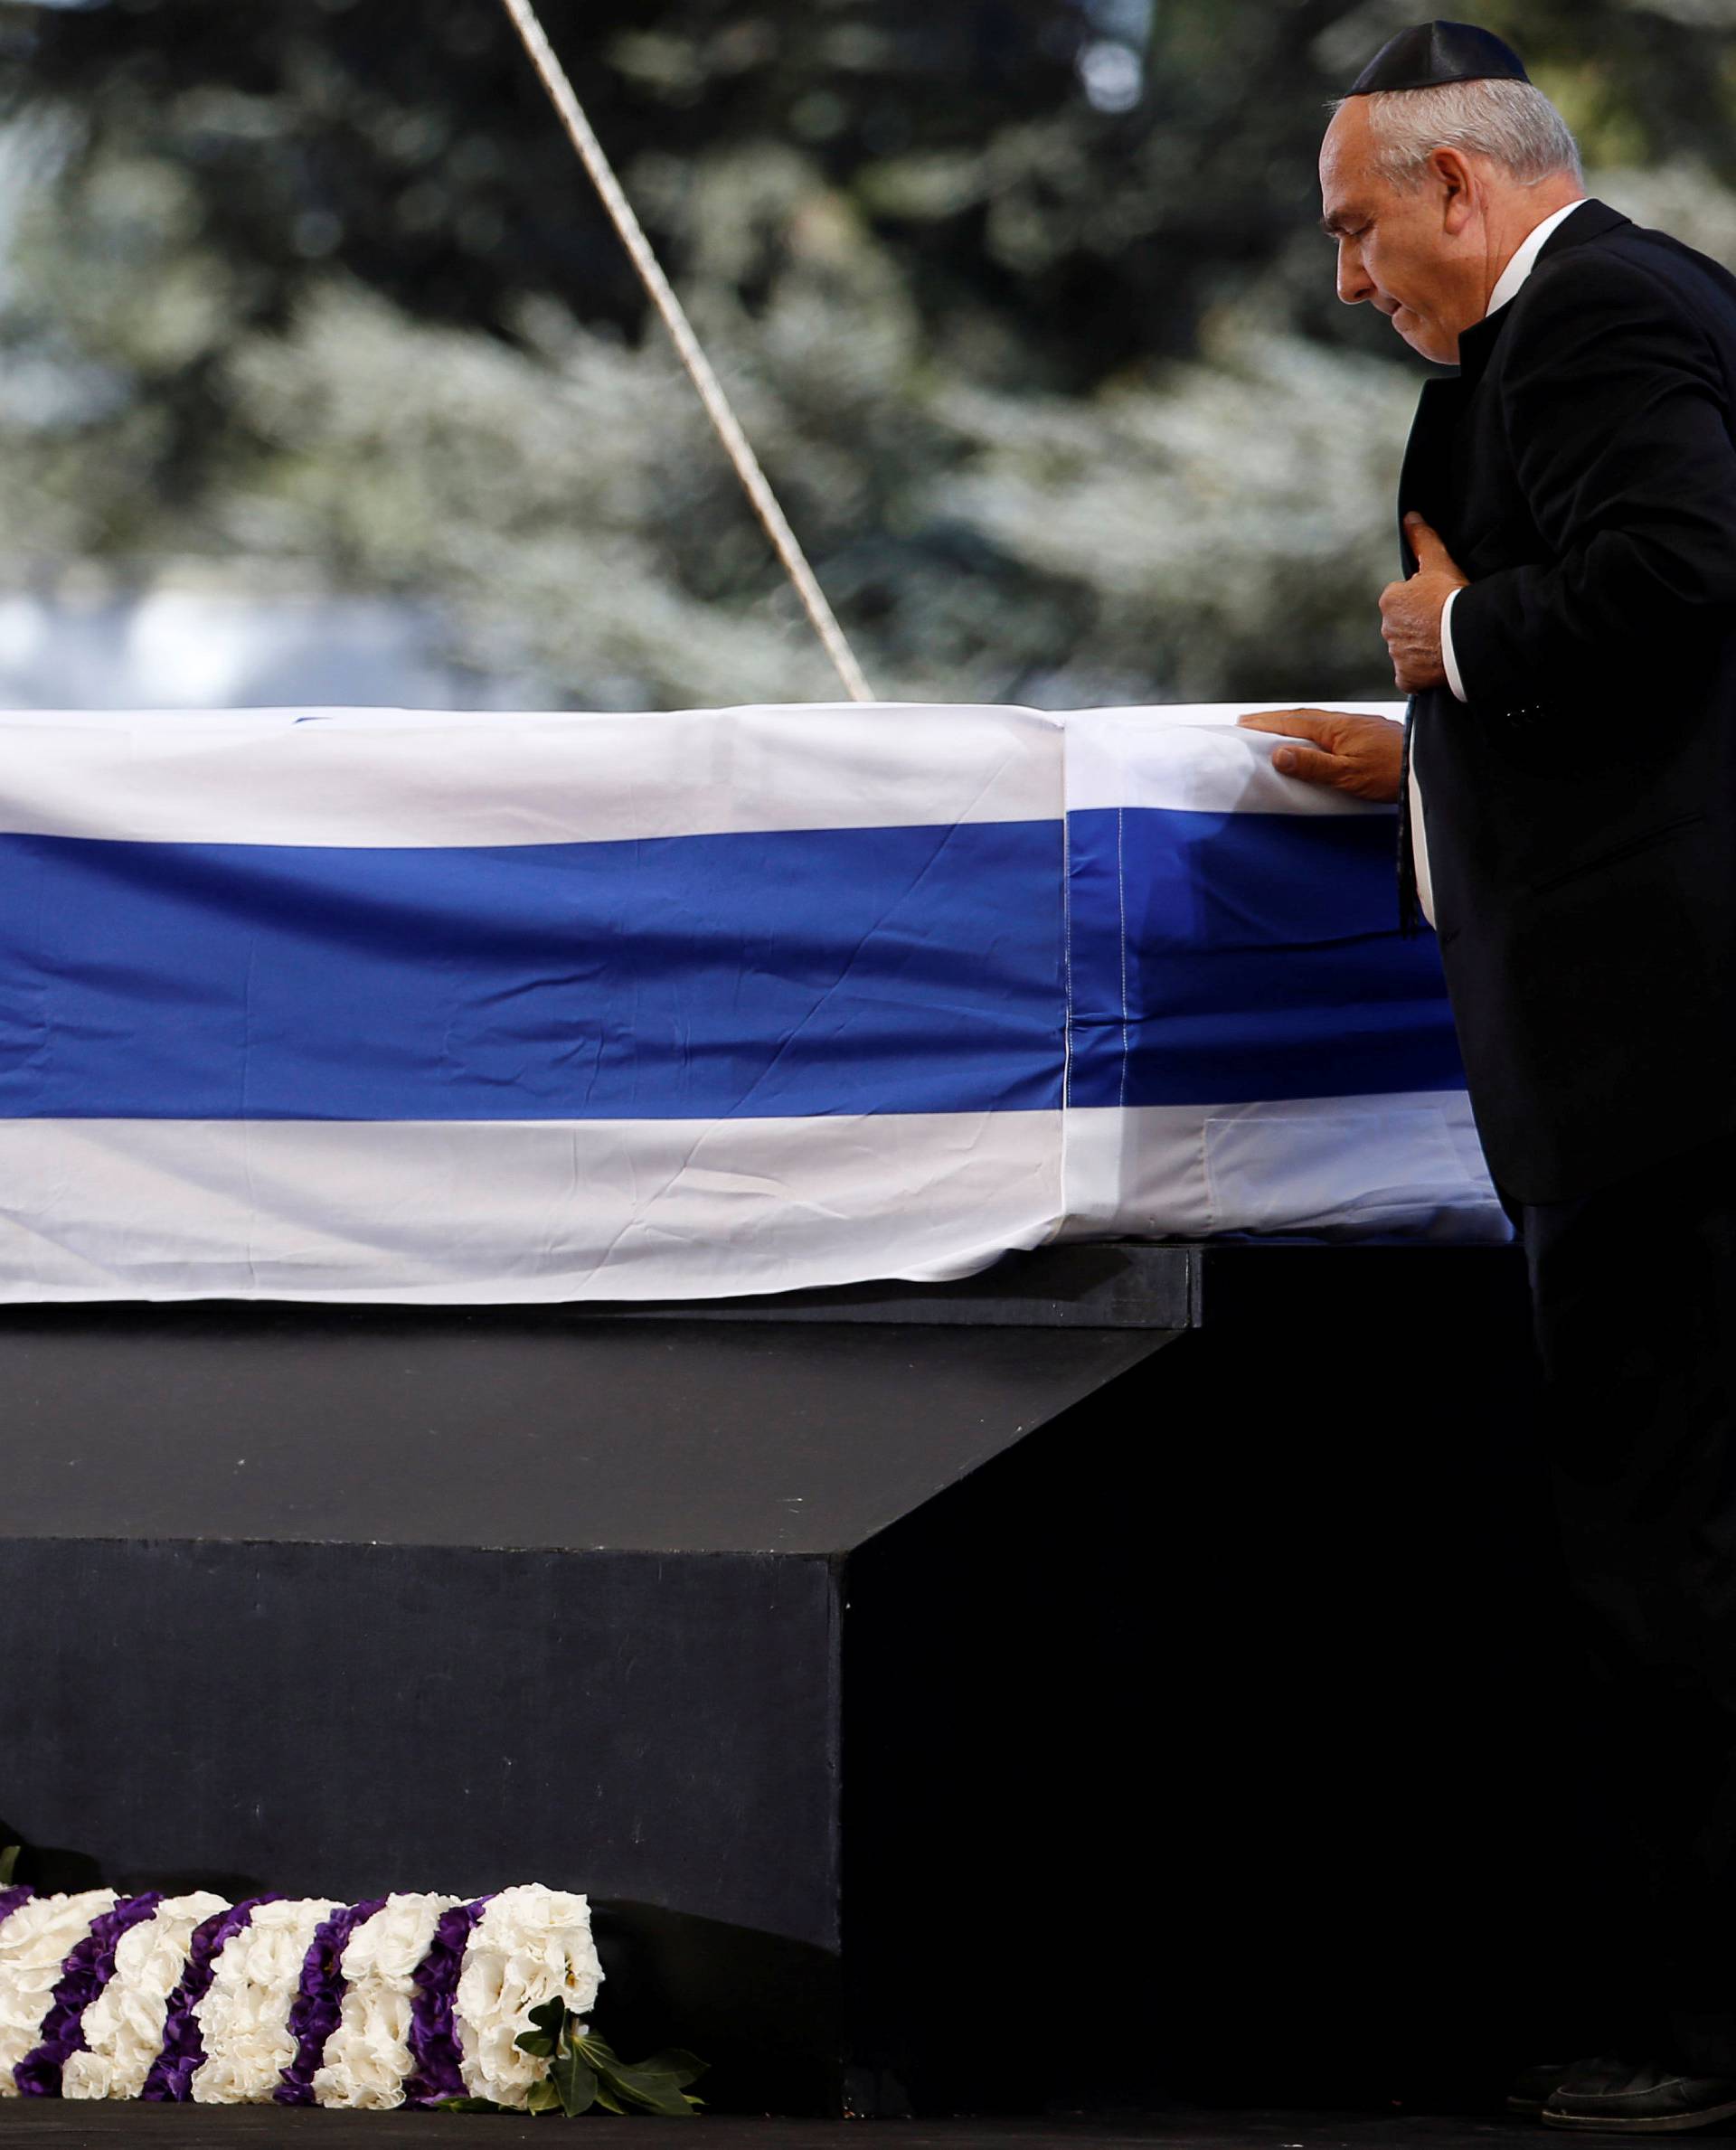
0,0,1730,706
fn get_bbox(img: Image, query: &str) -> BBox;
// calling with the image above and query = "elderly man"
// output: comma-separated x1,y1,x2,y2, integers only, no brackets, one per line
1240,19,1736,2136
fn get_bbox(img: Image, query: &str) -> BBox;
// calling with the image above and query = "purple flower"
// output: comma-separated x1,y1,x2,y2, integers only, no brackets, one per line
272,1898,388,2106
139,1896,283,2103
14,1892,165,2098
405,1896,493,2107
0,1886,33,1932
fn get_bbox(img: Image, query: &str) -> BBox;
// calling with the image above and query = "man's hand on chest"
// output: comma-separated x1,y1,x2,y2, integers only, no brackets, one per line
1381,514,1470,692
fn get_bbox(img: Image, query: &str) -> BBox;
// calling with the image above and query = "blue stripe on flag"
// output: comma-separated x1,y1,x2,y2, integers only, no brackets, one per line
1065,806,1464,1107
0,823,1064,1120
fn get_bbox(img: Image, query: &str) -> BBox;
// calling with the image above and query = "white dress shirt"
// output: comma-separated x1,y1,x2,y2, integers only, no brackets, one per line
1410,197,1589,927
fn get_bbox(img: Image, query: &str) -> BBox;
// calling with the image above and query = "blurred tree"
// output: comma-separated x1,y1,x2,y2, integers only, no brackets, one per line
8,0,1729,373
0,0,1730,708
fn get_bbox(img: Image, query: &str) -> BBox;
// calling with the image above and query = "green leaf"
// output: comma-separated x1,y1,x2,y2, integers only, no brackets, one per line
575,2033,708,2116
503,2004,709,2117
579,2033,708,2090
550,2047,599,2118
515,1995,565,2060
636,2050,709,2093
434,2096,505,2113
0,1845,19,1888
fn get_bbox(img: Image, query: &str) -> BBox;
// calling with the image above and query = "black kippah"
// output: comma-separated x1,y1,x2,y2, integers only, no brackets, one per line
1346,20,1530,96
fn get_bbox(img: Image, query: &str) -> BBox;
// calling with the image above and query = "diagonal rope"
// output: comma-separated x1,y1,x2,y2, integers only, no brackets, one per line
496,0,876,703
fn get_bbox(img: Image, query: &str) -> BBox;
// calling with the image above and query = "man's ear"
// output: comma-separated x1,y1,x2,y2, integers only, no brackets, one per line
1429,146,1478,235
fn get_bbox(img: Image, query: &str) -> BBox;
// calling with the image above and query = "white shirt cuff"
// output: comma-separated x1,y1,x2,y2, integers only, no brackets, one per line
1439,586,1468,703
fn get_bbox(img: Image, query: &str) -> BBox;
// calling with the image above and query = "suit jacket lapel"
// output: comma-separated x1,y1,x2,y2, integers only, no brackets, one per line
1396,372,1470,571
1394,371,1471,932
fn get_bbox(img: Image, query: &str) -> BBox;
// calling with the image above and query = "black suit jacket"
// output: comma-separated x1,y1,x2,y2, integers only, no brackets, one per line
1401,198,1736,1204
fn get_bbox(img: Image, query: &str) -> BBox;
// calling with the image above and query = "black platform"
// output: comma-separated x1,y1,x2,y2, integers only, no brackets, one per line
0,2103,1647,2146
0,1240,1586,2117
0,2103,1649,2146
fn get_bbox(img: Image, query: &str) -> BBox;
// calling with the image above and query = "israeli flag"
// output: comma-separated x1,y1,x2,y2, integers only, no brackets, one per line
1060,703,1502,1247
0,701,1503,1304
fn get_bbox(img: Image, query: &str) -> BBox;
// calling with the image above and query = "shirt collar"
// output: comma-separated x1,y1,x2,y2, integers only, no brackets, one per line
1486,198,1590,317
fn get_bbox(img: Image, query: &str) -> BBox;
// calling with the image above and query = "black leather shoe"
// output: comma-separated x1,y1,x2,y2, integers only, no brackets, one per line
1543,2054,1736,2132
1508,2060,1574,2115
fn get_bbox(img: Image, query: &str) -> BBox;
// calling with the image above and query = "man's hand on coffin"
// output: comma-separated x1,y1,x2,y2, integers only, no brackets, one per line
1379,514,1469,690
1236,709,1404,804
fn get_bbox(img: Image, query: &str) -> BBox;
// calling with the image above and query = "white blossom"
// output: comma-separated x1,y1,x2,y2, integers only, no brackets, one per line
454,1885,601,2109
61,1891,228,2102
0,1892,117,2093
189,1897,340,2105
312,1893,459,2111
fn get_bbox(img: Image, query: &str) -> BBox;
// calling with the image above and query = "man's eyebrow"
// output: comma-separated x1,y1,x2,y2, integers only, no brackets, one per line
1320,210,1357,237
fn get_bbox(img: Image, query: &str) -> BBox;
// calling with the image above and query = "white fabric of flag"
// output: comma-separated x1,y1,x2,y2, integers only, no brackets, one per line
0,699,1504,1303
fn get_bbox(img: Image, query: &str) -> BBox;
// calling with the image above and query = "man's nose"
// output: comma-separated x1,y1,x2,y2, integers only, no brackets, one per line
1336,239,1373,306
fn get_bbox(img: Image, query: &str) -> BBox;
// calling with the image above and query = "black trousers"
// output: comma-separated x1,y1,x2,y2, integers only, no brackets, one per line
1522,1129,1736,2073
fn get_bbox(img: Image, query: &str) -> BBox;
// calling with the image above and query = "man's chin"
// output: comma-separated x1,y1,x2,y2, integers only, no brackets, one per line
1392,316,1453,364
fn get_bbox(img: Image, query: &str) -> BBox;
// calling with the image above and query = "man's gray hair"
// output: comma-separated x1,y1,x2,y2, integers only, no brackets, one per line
1336,79,1583,188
